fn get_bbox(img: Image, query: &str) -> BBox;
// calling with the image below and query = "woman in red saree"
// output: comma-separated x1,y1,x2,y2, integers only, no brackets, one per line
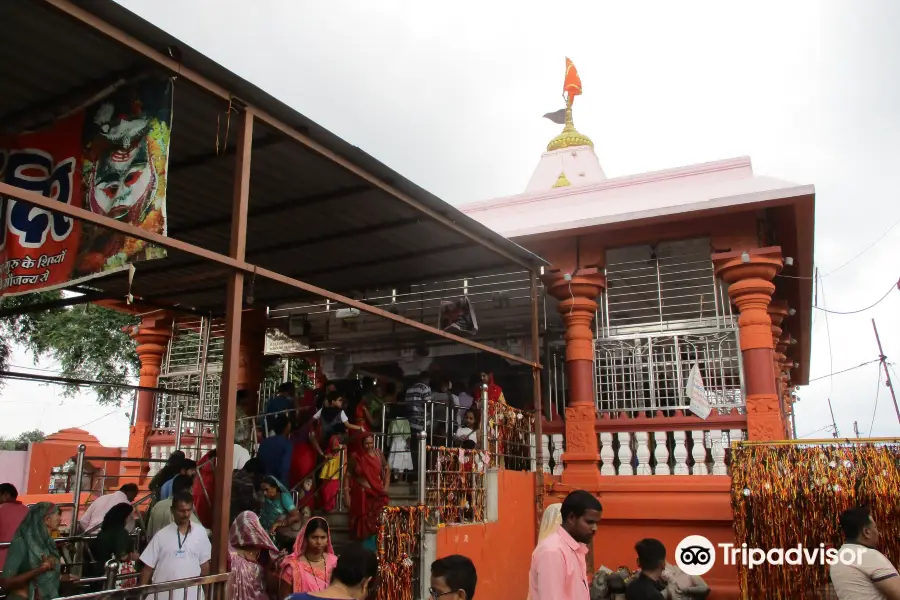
473,371,506,405
473,371,506,466
193,449,216,528
348,432,389,550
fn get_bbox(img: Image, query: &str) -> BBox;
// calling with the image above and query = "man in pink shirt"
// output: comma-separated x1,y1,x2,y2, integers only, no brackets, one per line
0,484,29,569
529,490,603,600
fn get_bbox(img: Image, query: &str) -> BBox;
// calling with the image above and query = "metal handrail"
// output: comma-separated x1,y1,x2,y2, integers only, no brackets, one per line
289,445,348,513
62,572,231,599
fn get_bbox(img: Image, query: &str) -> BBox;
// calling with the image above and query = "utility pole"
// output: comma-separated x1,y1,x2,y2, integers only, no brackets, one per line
827,398,839,437
853,421,860,438
872,319,900,426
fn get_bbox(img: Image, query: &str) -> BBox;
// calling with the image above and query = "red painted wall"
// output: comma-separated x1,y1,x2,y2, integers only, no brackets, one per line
586,477,740,599
26,429,124,495
436,470,537,600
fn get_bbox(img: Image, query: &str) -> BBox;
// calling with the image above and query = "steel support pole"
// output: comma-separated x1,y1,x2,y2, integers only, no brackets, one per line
174,407,183,451
196,315,212,423
417,431,427,504
481,385,489,452
211,108,253,573
72,444,86,532
531,271,545,532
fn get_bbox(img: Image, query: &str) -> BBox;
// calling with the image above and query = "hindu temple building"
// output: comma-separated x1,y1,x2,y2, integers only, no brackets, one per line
455,84,815,597
2,1,816,596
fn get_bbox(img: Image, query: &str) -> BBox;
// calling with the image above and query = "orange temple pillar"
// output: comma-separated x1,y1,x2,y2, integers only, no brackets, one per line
543,268,606,491
713,248,786,441
768,299,794,438
122,312,173,483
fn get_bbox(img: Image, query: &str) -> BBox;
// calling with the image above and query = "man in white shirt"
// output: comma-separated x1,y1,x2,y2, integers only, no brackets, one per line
140,491,211,600
232,443,251,470
830,504,900,600
78,483,138,534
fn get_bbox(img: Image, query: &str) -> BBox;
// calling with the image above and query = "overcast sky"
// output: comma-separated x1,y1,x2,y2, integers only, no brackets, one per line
3,0,899,446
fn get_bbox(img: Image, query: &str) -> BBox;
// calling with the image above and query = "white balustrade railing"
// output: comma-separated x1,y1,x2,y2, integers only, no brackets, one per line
541,427,746,476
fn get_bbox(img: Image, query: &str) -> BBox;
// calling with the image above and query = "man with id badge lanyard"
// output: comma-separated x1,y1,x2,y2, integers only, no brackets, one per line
140,491,212,600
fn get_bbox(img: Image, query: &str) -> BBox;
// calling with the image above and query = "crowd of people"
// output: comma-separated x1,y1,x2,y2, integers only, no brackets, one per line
0,370,504,599
0,479,480,600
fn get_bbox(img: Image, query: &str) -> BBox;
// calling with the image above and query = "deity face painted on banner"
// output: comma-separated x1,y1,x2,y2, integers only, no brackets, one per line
75,80,171,276
85,103,157,222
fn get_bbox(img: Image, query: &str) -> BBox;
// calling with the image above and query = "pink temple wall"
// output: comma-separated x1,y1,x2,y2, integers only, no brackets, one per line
0,450,29,493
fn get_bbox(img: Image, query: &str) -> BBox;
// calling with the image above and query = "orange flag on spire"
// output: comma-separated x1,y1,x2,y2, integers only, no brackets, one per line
563,57,582,104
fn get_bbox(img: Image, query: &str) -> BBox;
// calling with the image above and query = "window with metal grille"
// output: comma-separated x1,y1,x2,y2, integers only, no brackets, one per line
598,238,734,337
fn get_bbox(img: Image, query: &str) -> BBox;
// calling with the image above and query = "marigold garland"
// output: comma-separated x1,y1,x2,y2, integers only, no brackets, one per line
731,443,900,599
377,505,425,600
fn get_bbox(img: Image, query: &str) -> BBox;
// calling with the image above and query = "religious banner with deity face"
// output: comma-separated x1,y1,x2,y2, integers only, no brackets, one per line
0,77,172,297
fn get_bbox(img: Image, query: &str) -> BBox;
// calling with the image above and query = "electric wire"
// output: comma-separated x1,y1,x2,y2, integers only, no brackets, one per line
72,409,122,430
799,424,835,438
775,213,900,281
807,358,882,383
825,214,900,276
812,279,898,315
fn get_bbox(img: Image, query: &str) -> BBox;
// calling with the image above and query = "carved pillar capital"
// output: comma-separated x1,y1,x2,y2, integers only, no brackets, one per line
712,248,787,442
543,269,606,363
713,248,783,351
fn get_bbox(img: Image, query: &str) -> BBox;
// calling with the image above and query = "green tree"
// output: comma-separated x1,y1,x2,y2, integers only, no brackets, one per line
0,428,45,450
0,291,140,406
15,429,45,444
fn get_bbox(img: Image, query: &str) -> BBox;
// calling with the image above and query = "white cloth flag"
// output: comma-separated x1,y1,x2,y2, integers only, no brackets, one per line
685,363,712,420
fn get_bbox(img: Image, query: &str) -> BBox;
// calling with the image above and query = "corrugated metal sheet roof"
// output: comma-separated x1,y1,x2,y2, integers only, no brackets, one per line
1,0,547,315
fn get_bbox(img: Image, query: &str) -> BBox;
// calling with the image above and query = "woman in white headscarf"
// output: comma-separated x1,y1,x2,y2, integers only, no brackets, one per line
527,503,563,600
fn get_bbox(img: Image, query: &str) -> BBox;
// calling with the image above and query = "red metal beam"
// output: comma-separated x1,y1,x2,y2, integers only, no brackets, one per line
0,181,538,368
42,0,536,272
211,108,253,572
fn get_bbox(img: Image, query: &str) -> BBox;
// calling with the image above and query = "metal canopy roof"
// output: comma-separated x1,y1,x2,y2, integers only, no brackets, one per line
1,0,547,315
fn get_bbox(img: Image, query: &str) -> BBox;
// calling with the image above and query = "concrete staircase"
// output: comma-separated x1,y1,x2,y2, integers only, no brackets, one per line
315,482,418,553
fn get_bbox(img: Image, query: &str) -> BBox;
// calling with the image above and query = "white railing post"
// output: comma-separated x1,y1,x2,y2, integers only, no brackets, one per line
617,432,633,476
691,431,709,475
635,432,652,475
600,433,616,476
673,431,690,475
710,429,727,475
653,431,670,475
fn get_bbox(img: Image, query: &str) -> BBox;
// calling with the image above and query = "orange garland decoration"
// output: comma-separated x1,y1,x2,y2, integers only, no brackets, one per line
731,443,900,599
377,505,425,600
425,446,487,526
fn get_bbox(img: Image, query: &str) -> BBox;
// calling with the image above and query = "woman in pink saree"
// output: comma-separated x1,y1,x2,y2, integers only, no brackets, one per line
278,516,338,597
227,511,279,600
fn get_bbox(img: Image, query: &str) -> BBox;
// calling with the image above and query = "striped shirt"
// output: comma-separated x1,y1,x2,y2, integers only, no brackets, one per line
403,382,432,431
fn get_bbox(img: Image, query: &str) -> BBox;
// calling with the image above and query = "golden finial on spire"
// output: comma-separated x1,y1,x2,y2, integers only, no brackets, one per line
543,58,594,152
